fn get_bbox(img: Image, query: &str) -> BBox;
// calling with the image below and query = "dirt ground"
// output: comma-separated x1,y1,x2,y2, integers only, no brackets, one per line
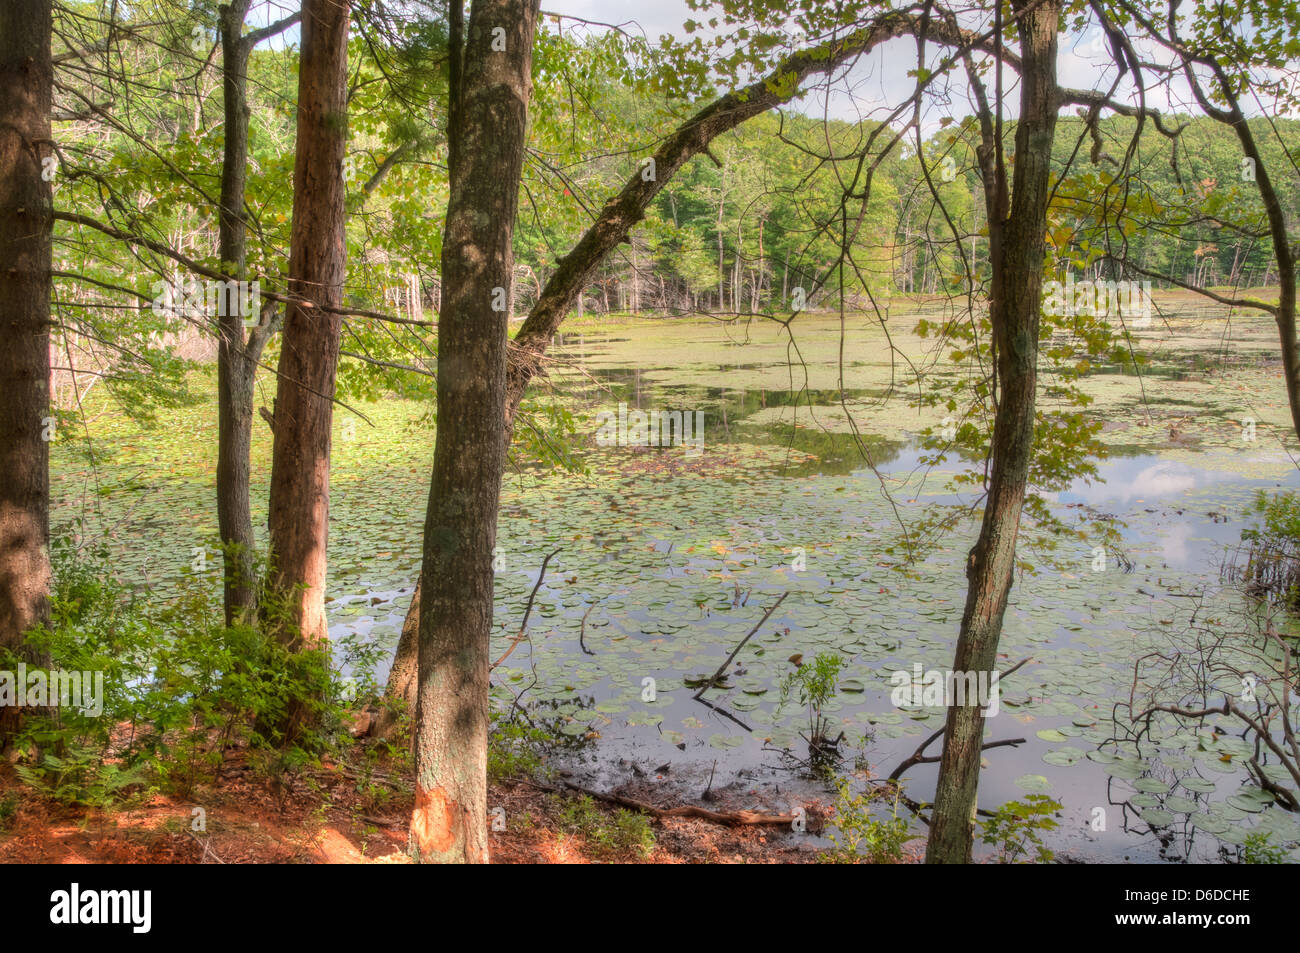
0,749,918,864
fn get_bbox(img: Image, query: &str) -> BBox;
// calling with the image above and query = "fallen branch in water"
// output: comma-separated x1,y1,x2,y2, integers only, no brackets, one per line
887,730,1028,783
578,602,596,656
492,547,560,671
875,658,1033,821
693,591,789,699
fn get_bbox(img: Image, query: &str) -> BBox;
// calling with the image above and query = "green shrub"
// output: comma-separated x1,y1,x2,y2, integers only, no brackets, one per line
555,794,655,859
487,718,552,782
5,540,371,809
1242,830,1288,864
822,778,909,864
980,794,1061,863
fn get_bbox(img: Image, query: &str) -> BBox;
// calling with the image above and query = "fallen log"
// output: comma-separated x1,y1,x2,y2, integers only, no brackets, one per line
524,778,800,827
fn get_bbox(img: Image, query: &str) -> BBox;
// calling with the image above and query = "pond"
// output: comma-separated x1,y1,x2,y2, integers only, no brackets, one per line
50,307,1300,862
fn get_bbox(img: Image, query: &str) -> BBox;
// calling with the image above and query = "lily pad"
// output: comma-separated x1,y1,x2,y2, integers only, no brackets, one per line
1014,774,1053,793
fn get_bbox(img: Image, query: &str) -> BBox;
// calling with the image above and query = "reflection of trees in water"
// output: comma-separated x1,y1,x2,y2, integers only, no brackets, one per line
1112,583,1300,861
588,370,908,476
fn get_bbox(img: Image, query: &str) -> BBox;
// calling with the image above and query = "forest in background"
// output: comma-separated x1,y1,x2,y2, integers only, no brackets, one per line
46,2,1299,424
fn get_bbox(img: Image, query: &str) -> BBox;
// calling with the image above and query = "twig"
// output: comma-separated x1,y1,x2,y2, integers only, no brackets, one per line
886,658,1032,782
693,592,789,700
186,829,226,864
578,602,596,656
693,694,753,732
492,547,560,670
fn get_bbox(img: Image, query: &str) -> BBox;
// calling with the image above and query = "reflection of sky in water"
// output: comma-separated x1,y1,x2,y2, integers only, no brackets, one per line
1053,455,1300,572
1059,457,1264,505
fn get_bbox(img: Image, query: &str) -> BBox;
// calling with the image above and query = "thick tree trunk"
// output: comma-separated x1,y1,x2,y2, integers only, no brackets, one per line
409,0,539,864
265,0,350,648
0,0,53,746
925,0,1061,864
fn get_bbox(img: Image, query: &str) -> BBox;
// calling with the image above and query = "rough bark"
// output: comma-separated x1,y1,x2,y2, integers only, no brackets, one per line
925,0,1061,863
0,0,53,745
264,0,349,648
216,0,282,625
409,0,539,864
373,581,419,739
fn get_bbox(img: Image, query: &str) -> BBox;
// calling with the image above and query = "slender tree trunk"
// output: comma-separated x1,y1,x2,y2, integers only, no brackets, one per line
215,5,319,629
265,0,350,648
374,580,419,738
0,0,53,746
217,0,262,625
925,0,1060,864
1209,81,1300,442
717,191,726,312
631,240,640,313
409,0,539,864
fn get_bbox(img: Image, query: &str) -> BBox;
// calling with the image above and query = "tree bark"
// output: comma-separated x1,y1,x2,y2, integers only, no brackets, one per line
374,581,419,739
216,0,284,626
0,0,53,746
409,0,539,864
264,0,350,648
925,0,1061,863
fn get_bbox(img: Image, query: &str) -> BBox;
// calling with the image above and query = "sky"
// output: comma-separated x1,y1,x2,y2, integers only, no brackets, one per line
541,0,1231,128
239,0,1290,127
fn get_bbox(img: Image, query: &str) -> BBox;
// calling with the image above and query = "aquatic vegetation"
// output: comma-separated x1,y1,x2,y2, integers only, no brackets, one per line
45,312,1300,862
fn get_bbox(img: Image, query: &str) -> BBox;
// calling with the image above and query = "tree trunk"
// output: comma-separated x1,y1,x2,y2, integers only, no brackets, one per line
216,0,272,626
925,0,1061,864
409,0,539,864
374,580,419,739
1206,77,1300,442
265,0,350,648
0,0,53,746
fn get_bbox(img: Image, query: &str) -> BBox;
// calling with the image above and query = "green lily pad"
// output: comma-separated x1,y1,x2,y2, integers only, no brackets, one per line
1137,808,1174,827
1133,777,1170,795
1043,747,1084,767
1014,774,1053,793
1191,813,1231,834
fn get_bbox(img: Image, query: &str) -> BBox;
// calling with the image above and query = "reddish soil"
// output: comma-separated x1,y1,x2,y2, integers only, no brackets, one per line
0,752,915,863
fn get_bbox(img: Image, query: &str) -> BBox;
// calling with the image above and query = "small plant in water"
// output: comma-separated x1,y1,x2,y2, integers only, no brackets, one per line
822,777,909,864
779,651,846,768
1242,830,1288,864
980,794,1061,863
